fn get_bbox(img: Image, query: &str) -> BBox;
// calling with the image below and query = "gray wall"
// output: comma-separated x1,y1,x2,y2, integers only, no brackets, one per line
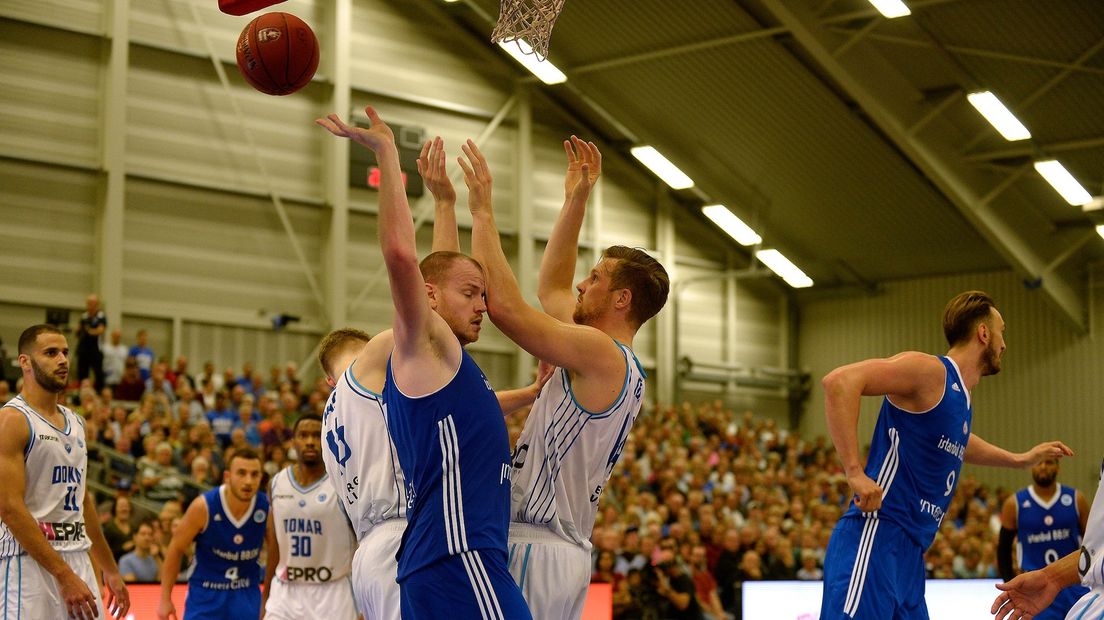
0,0,789,407
799,268,1104,495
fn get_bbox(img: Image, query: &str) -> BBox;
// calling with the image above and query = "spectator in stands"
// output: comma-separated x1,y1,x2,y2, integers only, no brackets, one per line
235,362,254,392
118,520,162,583
103,329,129,390
206,391,236,448
114,357,146,401
260,410,291,451
235,399,262,448
266,365,282,392
128,329,154,381
262,443,289,479
689,544,728,620
169,355,192,390
140,442,185,505
145,362,175,402
76,293,107,390
796,550,823,581
103,495,136,561
592,550,617,585
655,544,703,620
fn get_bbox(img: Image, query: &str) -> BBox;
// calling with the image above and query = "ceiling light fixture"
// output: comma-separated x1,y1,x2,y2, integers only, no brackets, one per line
497,40,567,85
630,146,694,190
702,204,761,246
1034,160,1093,206
867,0,911,18
966,91,1031,141
755,249,813,288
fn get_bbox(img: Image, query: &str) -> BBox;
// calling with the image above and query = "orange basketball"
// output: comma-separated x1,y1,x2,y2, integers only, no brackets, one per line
236,12,319,96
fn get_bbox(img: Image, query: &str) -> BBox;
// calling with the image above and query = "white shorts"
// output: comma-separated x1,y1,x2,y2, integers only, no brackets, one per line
1067,589,1104,619
351,519,405,620
264,577,358,620
507,523,591,620
1,550,104,620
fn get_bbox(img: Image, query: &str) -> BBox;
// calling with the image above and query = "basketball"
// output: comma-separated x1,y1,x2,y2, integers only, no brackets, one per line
235,12,319,96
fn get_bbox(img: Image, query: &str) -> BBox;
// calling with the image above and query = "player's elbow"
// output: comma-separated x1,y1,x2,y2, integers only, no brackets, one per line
381,244,419,272
821,369,849,399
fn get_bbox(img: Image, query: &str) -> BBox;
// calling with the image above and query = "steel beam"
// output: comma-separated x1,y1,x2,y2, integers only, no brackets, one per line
98,0,128,329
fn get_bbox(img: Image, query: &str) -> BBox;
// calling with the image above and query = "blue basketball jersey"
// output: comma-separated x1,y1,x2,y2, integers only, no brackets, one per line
1016,484,1082,571
383,347,512,581
840,355,971,550
189,485,269,592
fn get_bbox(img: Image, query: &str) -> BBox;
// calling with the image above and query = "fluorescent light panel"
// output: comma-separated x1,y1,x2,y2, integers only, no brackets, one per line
630,146,694,190
497,40,567,85
755,249,813,288
1034,160,1093,206
702,204,761,246
867,0,911,18
1096,224,1104,241
966,91,1031,141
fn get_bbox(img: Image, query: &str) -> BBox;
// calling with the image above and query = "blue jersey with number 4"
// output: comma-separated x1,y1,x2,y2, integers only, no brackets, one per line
840,355,971,551
189,485,268,591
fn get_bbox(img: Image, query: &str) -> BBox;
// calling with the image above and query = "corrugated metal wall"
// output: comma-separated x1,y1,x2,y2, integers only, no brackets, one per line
799,269,1104,495
0,0,786,401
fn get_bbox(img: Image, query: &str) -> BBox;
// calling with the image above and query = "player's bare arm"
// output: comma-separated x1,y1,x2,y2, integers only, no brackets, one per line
992,549,1080,620
260,504,280,619
461,139,626,412
418,136,461,254
495,361,555,416
963,434,1072,468
318,106,459,394
158,494,208,620
822,352,945,513
84,490,130,619
538,136,602,322
0,407,100,620
1079,490,1091,535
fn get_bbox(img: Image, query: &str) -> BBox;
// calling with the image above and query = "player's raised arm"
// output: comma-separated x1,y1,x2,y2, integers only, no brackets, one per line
317,107,446,362
417,136,461,254
0,408,99,620
538,136,602,322
158,495,207,620
460,140,622,379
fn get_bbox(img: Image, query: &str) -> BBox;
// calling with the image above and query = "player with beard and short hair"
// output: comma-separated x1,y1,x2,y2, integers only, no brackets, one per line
0,324,131,620
261,414,357,620
996,457,1088,619
819,290,1074,620
158,448,269,620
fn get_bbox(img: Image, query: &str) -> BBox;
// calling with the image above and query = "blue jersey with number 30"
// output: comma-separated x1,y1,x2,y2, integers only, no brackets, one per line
841,355,972,550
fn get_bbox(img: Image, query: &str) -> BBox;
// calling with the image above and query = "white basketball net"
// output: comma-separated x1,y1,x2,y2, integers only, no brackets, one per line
490,0,567,61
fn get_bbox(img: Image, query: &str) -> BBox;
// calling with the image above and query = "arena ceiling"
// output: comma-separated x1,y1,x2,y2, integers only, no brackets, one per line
424,0,1104,329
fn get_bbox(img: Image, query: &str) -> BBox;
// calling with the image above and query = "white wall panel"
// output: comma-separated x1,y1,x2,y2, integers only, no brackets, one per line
181,320,320,380
799,269,1104,496
0,0,103,35
0,20,101,168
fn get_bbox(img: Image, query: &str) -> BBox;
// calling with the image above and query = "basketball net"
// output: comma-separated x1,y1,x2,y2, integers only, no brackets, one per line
490,0,566,61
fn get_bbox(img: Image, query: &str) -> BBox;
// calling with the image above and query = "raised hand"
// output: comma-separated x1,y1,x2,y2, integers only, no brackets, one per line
457,139,493,216
315,106,395,153
562,135,602,201
417,137,456,205
847,472,883,513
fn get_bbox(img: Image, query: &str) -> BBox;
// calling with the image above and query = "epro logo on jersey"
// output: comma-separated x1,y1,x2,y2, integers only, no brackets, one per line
38,520,85,542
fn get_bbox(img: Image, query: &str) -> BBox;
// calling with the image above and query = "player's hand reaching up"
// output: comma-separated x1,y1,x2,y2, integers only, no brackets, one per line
847,472,883,513
1021,440,1074,467
563,135,601,202
457,139,493,216
316,106,395,154
991,568,1060,620
418,137,456,206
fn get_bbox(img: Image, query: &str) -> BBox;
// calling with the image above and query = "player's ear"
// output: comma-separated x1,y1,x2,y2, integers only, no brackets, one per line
425,282,439,309
613,288,632,312
976,320,990,345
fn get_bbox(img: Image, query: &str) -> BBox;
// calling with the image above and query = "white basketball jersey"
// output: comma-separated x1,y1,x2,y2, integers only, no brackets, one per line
510,342,646,548
1079,459,1104,588
0,396,91,558
270,467,355,584
321,364,406,542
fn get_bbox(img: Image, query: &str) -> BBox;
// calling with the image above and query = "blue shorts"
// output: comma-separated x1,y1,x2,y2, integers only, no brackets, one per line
821,517,926,620
399,549,531,620
183,584,261,620
1033,583,1089,620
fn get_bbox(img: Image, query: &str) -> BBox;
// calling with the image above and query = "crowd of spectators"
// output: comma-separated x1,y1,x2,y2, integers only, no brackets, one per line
1,341,1011,614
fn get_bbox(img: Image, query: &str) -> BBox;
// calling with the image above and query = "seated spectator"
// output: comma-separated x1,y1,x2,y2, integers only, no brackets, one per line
145,362,175,403
592,550,617,584
118,520,162,583
796,551,823,581
114,357,145,401
140,442,185,504
234,399,262,448
102,495,135,561
206,392,236,448
655,546,703,620
689,544,728,620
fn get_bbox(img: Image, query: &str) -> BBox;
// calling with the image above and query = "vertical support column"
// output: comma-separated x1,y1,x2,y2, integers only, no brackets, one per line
724,251,739,395
655,184,676,406
323,0,352,329
98,0,129,329
171,316,183,361
514,83,535,387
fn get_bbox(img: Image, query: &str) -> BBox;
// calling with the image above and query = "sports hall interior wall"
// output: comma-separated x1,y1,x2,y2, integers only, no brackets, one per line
799,266,1104,496
0,0,791,418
